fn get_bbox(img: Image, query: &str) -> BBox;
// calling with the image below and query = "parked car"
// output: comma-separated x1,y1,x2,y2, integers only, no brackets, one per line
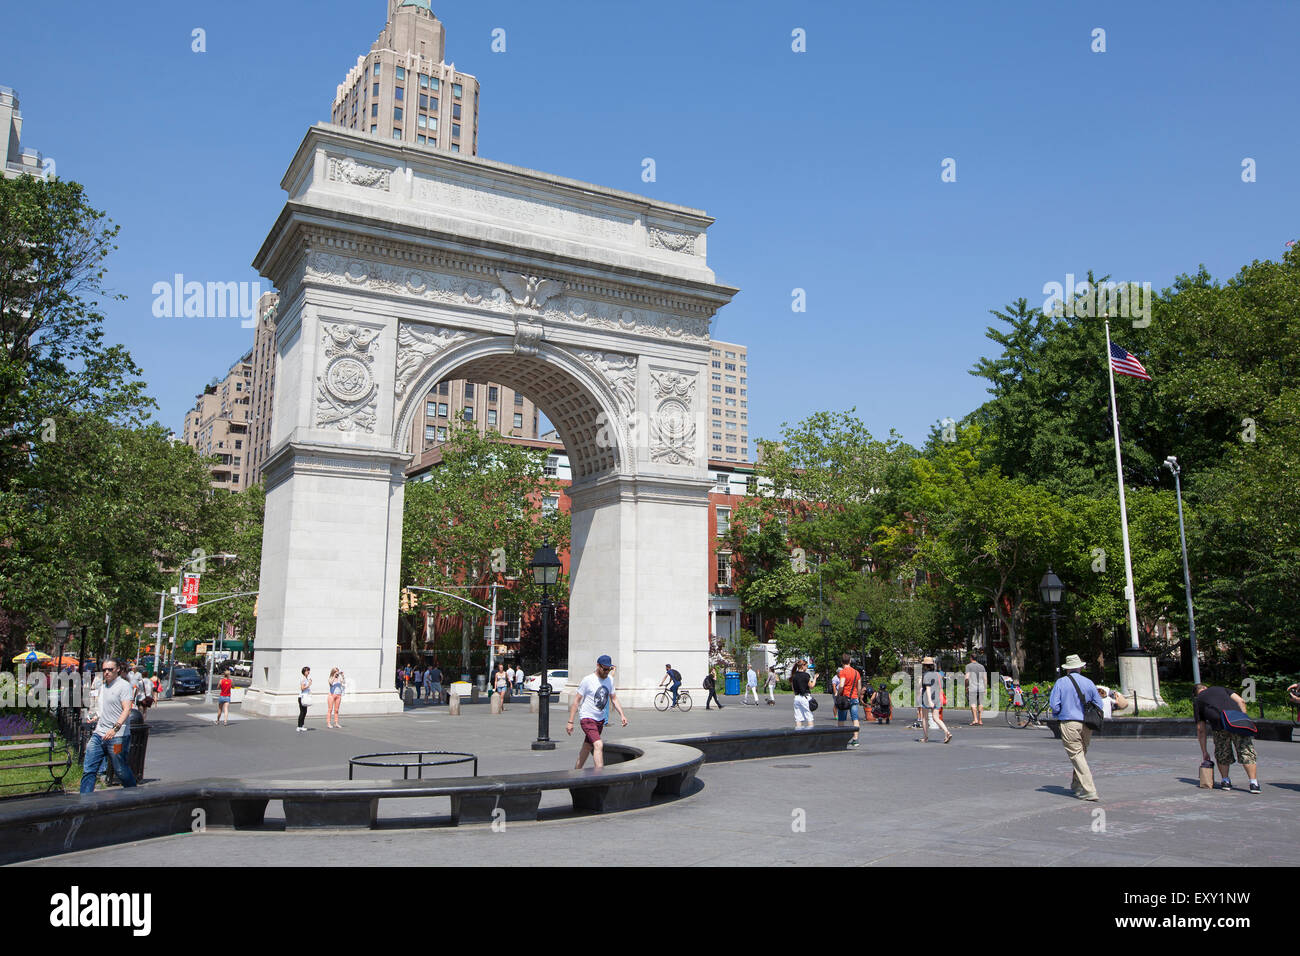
228,660,252,677
523,669,568,694
166,667,206,695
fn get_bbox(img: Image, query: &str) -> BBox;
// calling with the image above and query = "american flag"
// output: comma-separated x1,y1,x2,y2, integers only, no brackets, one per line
1109,341,1151,381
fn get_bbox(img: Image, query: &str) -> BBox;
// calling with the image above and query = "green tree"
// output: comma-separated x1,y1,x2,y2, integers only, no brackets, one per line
400,424,571,665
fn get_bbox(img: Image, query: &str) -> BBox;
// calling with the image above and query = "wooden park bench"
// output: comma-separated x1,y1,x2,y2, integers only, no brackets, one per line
0,732,73,794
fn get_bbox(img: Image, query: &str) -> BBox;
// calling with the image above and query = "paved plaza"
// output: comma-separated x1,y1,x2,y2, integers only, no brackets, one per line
15,693,1300,867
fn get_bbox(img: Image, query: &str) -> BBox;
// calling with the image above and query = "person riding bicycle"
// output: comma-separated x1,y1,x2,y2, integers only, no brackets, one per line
661,664,683,707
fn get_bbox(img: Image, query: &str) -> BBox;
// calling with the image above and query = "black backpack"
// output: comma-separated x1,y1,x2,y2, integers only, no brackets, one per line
669,669,682,682
876,687,891,709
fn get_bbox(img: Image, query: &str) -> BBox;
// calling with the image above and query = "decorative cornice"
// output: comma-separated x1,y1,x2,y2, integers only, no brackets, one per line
326,155,393,191
648,227,699,256
287,225,723,320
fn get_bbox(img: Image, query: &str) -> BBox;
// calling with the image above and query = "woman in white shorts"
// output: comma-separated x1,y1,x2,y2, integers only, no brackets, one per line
791,659,817,728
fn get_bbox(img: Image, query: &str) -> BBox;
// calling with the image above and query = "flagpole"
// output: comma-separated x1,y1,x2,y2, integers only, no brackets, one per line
1105,321,1142,650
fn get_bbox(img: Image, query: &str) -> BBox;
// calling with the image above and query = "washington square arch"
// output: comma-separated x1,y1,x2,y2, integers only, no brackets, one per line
240,124,738,717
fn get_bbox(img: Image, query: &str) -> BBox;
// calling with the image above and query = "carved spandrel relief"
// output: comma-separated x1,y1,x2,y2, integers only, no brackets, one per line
649,370,697,466
576,350,638,424
326,156,393,191
316,323,381,432
394,324,472,399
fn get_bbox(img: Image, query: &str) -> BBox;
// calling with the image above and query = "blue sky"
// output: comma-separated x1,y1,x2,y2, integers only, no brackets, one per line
3,0,1297,451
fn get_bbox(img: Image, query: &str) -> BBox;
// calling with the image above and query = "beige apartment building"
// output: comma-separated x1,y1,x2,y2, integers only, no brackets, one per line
181,354,253,491
2,86,47,179
245,292,279,488
708,340,750,462
331,0,479,156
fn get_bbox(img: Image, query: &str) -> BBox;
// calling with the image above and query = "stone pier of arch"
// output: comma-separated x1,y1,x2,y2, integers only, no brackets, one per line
240,124,737,717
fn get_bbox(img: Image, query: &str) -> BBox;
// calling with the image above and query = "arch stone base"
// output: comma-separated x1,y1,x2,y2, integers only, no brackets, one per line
243,125,736,715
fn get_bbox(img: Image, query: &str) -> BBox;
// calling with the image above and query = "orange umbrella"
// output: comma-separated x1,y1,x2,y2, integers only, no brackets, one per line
40,656,82,668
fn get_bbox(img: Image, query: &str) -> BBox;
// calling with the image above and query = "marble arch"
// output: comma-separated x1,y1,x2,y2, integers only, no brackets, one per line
241,125,737,716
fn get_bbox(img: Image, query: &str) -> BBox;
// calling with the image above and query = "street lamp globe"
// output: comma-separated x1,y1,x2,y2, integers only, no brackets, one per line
529,543,560,587
1038,569,1064,605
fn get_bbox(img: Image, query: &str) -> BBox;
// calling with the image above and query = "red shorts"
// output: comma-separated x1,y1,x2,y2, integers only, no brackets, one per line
579,718,605,744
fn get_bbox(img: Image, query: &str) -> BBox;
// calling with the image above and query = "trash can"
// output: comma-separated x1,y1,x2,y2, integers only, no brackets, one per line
724,671,741,696
107,722,148,785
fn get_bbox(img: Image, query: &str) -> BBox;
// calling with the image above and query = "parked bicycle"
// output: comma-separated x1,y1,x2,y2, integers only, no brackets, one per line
1006,688,1053,728
654,688,693,712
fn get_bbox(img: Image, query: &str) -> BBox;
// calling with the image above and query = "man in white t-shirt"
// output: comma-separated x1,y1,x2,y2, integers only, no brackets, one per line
505,665,516,696
565,655,627,769
745,666,759,704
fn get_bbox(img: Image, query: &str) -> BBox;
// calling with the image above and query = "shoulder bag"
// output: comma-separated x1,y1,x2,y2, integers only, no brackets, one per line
1220,709,1257,736
1066,674,1104,732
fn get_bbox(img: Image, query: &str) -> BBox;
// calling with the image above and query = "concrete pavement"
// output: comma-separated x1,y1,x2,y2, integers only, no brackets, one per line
16,693,1300,866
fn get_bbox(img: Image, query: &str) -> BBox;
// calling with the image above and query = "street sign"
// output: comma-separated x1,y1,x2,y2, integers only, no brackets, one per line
182,573,201,614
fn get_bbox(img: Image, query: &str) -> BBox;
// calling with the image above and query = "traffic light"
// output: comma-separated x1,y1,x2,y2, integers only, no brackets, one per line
400,589,414,613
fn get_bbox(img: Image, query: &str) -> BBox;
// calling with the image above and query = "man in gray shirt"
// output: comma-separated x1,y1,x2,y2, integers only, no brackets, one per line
79,658,138,793
964,653,988,726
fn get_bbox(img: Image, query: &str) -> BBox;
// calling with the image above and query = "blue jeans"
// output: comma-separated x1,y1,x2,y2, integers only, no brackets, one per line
80,730,136,793
670,681,681,705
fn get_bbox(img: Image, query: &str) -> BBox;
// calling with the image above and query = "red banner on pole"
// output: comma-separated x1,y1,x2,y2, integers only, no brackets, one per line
183,574,201,614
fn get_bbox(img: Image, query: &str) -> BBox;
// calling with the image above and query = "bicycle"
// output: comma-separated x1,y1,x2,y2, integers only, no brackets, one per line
1006,689,1053,729
654,688,693,712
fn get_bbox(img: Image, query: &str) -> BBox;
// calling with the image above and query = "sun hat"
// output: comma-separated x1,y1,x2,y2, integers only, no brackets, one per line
1062,654,1085,671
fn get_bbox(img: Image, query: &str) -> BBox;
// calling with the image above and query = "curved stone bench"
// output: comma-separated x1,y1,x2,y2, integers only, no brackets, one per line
0,727,858,865
0,739,702,865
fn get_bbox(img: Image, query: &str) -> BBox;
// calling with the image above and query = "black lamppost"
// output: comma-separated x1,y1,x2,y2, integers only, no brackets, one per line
529,542,560,751
819,616,832,676
856,610,870,673
52,620,70,710
1038,568,1064,675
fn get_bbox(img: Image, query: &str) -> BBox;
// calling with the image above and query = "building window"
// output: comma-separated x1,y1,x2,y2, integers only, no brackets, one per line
713,443,723,452
544,456,558,477
464,383,475,399
717,507,730,536
372,82,380,96
725,386,736,394
725,398,737,407
487,409,497,427
417,134,426,144
371,103,379,117
429,97,439,111
711,360,721,368
463,407,474,421
725,445,737,455
725,374,736,383
427,402,437,418
430,77,440,91
513,413,523,428
450,144,459,153
715,474,730,492
543,494,559,517
426,425,438,441
234,439,242,449
370,124,377,133
396,66,406,80
438,403,448,417
717,552,732,587
395,86,404,101
373,62,381,77
438,382,450,396
725,362,736,371
394,107,403,121
453,104,462,119
393,128,402,139
488,386,498,402
713,385,722,393
452,124,461,138
712,373,721,381
725,352,735,359
419,74,429,89
419,94,428,110
438,426,447,441
453,83,462,98
726,422,737,430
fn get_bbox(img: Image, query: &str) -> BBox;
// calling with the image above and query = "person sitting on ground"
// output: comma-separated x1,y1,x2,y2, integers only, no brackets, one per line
1095,685,1129,719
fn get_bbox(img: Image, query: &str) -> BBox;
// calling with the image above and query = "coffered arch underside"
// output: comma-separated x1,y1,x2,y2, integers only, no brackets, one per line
393,336,630,482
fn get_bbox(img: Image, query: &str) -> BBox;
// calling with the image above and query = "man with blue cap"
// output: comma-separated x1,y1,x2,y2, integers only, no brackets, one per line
566,654,627,769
